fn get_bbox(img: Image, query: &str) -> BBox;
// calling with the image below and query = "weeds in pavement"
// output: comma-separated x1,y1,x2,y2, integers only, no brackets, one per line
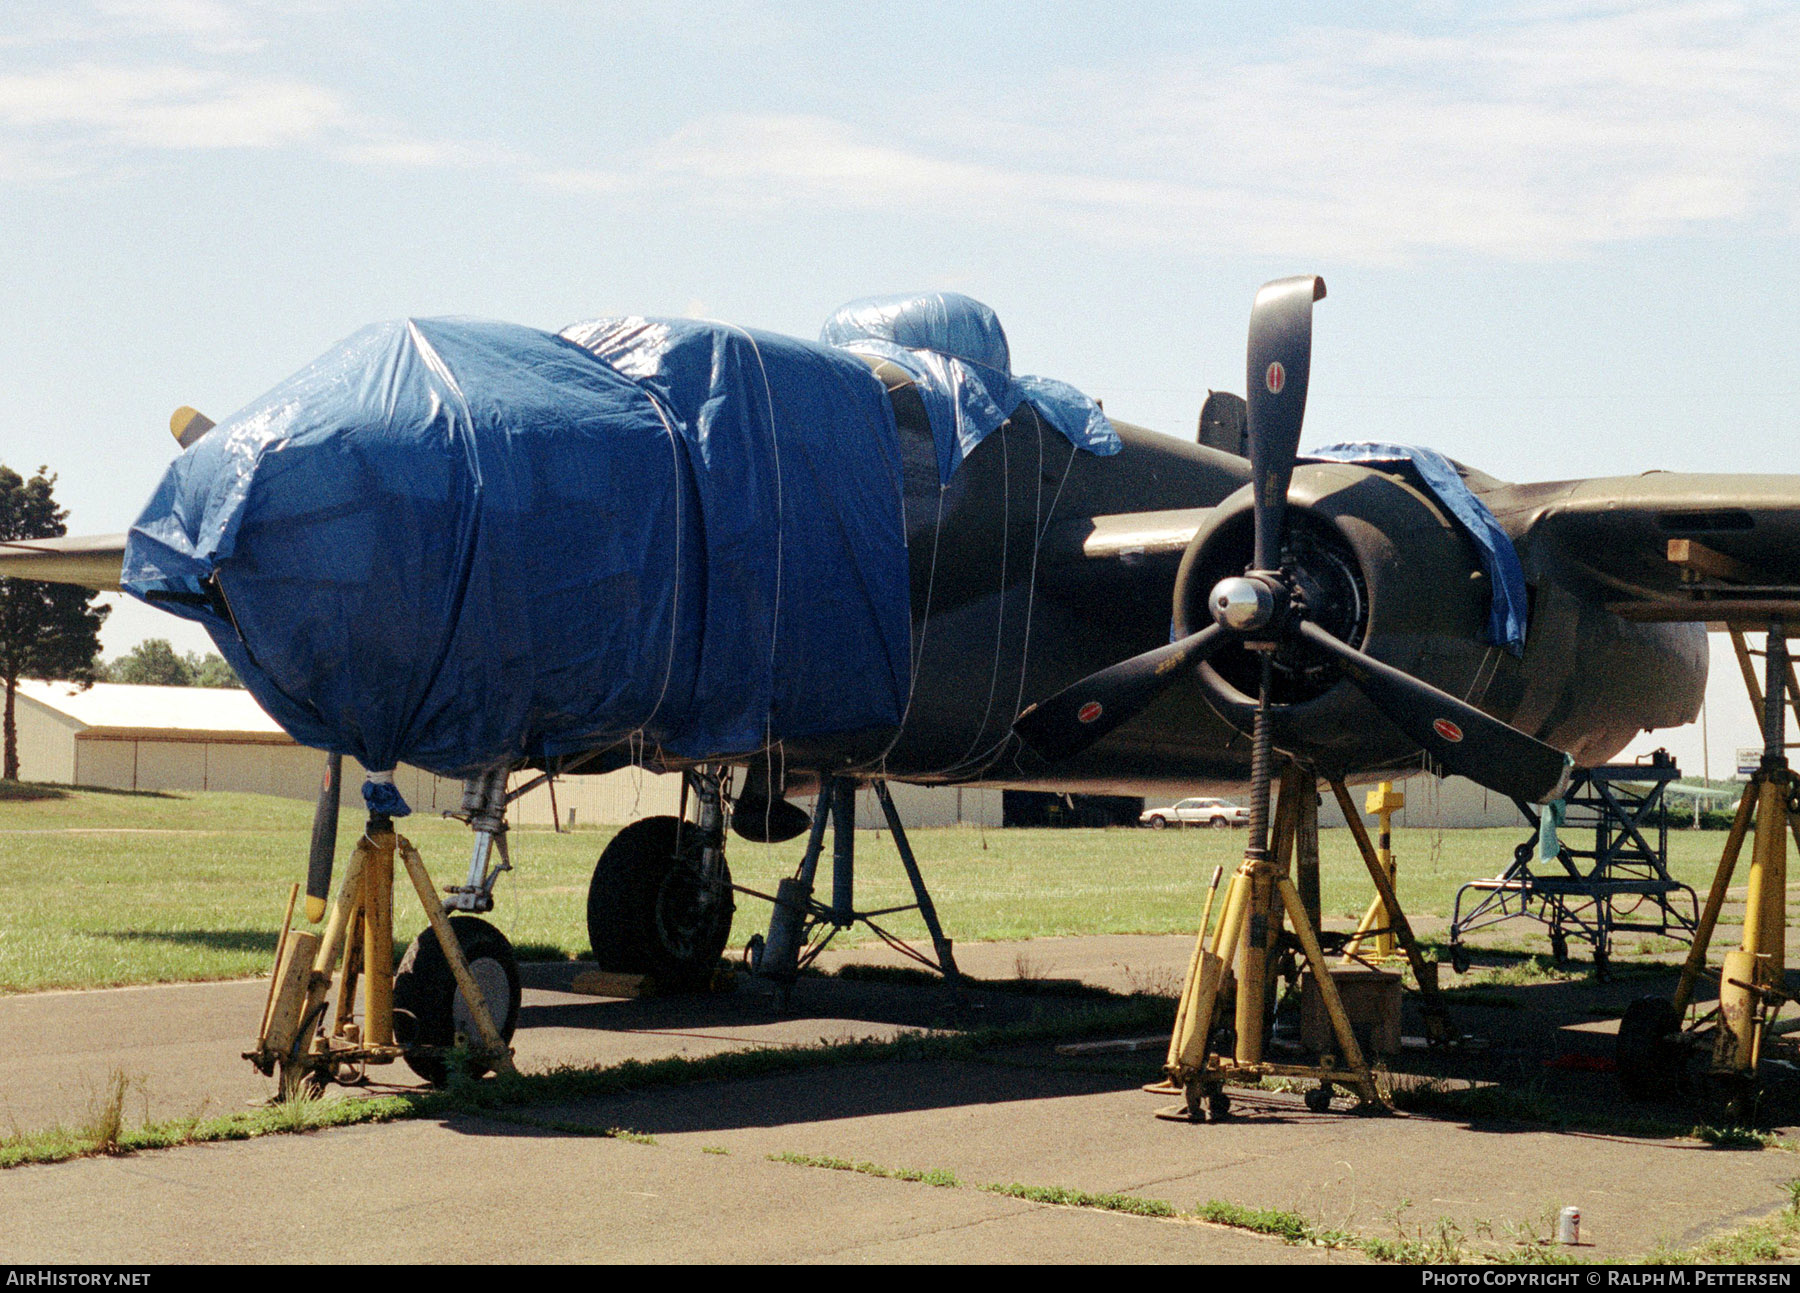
768,1152,959,1188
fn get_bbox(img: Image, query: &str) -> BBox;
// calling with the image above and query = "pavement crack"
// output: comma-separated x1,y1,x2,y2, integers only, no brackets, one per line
807,1199,1044,1259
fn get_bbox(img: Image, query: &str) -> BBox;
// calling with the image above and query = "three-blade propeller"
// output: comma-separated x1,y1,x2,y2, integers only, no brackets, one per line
1012,276,1572,806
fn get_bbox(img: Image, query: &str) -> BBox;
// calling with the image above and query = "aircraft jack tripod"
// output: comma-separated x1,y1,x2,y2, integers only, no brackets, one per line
247,816,517,1099
1618,622,1799,1112
1156,765,1455,1121
743,777,962,1008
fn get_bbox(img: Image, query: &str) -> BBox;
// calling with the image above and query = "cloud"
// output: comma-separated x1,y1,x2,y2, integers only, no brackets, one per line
4,0,1795,262
0,64,342,151
570,1,1800,261
92,0,267,54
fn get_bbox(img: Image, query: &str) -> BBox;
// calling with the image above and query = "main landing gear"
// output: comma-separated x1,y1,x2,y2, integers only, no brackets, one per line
741,776,963,1008
587,771,964,1006
586,768,736,991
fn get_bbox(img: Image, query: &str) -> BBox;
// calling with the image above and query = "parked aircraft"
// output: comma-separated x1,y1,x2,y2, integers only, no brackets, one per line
5,277,1794,1081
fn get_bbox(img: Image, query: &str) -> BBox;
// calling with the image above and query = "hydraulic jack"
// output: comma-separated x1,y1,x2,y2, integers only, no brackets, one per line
1619,621,1800,1112
1157,764,1454,1121
248,813,517,1099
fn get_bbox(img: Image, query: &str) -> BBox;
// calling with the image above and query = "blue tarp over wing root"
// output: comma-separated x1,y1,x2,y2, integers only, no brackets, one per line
122,316,911,779
1302,441,1529,655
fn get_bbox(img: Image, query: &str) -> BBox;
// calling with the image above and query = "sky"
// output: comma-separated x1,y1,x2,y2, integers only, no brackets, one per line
1,0,1795,777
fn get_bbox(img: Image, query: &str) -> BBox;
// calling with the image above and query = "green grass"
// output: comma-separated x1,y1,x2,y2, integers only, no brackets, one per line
981,1181,1176,1216
0,782,1743,993
768,1151,961,1187
1196,1198,1367,1248
764,1150,1583,1262
1641,1181,1800,1263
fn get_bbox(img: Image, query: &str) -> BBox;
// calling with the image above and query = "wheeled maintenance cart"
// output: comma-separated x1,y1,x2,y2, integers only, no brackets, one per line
1448,751,1698,980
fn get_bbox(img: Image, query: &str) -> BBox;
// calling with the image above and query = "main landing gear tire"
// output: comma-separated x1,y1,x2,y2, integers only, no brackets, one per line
393,917,521,1087
587,815,734,992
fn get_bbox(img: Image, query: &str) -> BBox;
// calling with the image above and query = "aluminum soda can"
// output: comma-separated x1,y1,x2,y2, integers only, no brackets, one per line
1557,1206,1580,1245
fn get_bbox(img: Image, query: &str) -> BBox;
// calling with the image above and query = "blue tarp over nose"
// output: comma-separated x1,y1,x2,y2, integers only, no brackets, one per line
122,316,911,779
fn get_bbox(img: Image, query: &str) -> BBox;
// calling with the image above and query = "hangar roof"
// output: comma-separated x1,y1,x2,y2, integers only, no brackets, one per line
16,680,292,744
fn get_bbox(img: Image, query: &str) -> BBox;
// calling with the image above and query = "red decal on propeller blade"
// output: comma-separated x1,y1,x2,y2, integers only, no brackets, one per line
1265,361,1286,394
1077,701,1103,725
1433,718,1464,743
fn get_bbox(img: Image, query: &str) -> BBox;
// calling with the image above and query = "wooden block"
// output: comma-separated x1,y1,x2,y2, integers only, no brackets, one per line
1300,966,1403,1057
262,929,321,1057
1667,538,1750,583
570,969,654,998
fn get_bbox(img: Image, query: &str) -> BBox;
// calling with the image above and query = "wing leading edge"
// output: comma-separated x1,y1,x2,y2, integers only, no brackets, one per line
0,534,126,592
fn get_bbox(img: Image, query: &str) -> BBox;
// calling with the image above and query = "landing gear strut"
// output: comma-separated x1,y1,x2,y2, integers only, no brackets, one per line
744,777,962,1007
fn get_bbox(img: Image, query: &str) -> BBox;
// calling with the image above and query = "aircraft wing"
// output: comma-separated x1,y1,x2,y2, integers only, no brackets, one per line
1498,474,1800,624
0,533,127,591
1036,507,1208,599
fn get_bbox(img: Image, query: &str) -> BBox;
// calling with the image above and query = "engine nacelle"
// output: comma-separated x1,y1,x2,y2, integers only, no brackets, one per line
1172,461,1499,775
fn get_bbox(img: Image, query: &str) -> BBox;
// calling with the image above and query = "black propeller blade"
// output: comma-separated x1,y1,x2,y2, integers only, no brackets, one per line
304,751,342,922
1246,275,1325,572
1295,623,1572,804
1013,624,1228,763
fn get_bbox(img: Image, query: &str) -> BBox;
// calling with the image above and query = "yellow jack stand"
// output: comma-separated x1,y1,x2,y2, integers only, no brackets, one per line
1344,782,1404,962
1644,623,1800,1107
249,821,517,1099
1158,767,1454,1121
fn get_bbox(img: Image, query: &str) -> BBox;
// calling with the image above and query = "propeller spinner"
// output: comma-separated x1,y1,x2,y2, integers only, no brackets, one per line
1012,276,1572,812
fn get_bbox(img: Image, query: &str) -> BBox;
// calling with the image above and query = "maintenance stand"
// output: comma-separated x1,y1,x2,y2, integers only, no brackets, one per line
1448,750,1697,981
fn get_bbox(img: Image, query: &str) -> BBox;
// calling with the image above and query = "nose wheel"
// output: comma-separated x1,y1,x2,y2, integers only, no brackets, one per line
393,916,522,1086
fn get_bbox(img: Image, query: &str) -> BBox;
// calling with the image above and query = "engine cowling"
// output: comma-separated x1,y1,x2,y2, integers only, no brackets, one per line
1172,460,1498,775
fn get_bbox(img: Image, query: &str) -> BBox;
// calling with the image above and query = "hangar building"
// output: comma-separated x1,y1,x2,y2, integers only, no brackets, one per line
6,679,1005,828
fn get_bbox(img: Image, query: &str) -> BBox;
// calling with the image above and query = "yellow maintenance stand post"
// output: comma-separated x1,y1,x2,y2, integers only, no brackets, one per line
249,813,517,1099
1158,765,1455,1121
1619,620,1799,1112
1344,781,1405,962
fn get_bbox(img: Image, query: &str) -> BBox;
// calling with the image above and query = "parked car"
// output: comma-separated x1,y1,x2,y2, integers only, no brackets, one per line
1139,797,1249,829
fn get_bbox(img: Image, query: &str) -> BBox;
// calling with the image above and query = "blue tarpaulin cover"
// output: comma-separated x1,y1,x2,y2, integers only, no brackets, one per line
121,316,912,781
1301,442,1529,655
821,292,1119,482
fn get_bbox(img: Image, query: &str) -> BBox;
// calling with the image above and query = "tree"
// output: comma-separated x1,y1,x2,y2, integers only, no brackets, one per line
0,466,108,780
108,638,192,686
190,653,243,689
105,639,244,689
